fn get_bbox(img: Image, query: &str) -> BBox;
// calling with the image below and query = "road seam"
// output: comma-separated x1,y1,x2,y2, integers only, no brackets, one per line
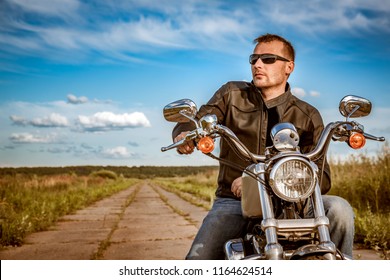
90,183,141,260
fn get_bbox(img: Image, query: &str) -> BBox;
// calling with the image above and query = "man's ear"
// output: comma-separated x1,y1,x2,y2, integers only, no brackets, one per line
286,61,295,75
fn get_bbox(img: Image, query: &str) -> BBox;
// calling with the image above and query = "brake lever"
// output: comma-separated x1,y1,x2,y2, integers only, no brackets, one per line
363,132,385,142
161,139,185,152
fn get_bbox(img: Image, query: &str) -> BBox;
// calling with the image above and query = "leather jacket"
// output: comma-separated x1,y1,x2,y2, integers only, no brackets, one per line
172,81,331,199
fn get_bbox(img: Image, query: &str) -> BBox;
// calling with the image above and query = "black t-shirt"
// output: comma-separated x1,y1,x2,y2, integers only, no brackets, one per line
266,106,279,147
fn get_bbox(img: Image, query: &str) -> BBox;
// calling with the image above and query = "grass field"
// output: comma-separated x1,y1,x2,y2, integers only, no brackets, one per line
0,170,140,247
329,146,389,257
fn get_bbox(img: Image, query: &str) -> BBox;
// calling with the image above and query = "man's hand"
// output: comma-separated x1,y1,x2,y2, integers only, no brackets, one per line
174,131,195,154
231,177,242,197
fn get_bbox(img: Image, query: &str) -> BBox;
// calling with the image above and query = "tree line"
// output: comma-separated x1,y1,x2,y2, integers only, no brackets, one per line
0,165,219,179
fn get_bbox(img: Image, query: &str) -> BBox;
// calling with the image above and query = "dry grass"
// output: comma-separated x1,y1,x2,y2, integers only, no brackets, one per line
0,172,138,247
329,145,389,258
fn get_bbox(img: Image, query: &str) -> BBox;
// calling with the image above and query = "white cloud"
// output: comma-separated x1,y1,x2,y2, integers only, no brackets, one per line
76,111,151,132
9,132,62,144
0,1,253,62
8,0,79,17
31,113,69,127
263,0,390,34
101,146,133,159
10,113,69,127
1,0,389,65
67,94,88,104
103,17,186,49
9,115,28,126
291,87,306,98
310,91,321,97
292,88,321,98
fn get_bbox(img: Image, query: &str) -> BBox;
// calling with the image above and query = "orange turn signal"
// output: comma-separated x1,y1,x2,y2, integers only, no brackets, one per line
349,132,366,149
197,136,214,153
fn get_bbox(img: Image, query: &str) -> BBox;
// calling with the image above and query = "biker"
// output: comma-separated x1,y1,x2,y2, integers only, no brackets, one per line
172,33,354,260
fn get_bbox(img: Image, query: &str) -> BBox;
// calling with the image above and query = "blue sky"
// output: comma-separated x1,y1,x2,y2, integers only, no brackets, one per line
0,0,389,167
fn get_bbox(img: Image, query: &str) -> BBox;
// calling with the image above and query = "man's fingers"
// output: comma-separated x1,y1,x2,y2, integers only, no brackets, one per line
177,143,194,154
231,177,242,197
175,131,195,155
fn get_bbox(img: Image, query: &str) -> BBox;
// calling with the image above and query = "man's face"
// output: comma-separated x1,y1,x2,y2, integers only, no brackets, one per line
251,40,294,93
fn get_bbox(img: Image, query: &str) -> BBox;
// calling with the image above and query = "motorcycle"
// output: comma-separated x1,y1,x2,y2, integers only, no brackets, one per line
161,95,385,260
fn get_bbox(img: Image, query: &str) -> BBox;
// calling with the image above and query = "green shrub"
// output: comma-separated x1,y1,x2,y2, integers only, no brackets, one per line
354,204,389,258
90,169,118,180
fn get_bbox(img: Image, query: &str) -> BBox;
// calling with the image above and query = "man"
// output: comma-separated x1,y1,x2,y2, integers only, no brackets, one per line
173,34,354,259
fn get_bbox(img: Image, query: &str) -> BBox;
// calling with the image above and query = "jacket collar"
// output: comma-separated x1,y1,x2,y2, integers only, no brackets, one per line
263,83,292,109
251,81,293,109
250,82,293,122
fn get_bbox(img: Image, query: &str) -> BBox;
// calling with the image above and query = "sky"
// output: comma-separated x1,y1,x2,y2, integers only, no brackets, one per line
0,0,389,167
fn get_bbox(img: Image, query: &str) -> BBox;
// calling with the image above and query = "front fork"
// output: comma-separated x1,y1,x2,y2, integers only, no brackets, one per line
311,185,337,255
255,163,336,259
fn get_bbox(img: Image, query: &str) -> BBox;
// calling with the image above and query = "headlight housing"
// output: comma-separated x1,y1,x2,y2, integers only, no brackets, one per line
269,157,316,202
271,122,300,151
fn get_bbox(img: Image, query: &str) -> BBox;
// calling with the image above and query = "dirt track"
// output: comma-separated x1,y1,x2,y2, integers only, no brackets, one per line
0,182,383,260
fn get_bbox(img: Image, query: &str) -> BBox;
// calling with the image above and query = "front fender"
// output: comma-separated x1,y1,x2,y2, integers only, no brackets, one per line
290,244,336,260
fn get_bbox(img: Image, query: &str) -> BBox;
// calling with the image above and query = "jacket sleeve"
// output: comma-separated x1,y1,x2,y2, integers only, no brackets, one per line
172,83,230,140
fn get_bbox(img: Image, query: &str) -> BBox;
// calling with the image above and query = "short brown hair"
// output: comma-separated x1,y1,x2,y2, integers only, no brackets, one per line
253,33,295,61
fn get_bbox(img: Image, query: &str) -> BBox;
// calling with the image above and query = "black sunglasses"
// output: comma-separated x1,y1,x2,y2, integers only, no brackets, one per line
249,54,290,65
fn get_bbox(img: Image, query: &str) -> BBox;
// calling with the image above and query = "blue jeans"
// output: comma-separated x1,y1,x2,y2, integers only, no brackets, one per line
185,195,354,259
185,197,247,259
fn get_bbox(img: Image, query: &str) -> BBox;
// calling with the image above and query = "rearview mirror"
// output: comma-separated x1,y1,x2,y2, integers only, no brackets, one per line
163,99,198,122
339,95,371,118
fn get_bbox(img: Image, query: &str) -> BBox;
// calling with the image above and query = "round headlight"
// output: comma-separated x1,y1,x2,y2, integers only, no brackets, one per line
269,157,315,202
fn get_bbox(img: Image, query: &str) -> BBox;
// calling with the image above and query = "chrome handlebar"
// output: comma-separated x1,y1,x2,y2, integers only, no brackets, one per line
161,116,385,163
